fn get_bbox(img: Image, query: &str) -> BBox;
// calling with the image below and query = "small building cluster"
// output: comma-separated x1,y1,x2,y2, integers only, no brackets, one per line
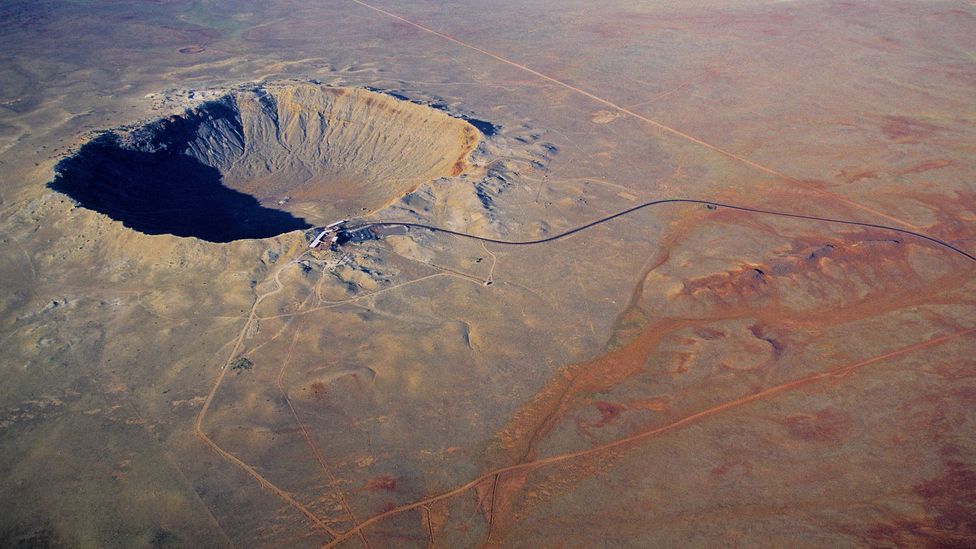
309,220,378,251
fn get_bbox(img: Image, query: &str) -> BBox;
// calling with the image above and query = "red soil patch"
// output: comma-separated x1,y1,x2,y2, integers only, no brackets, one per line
680,263,769,302
363,475,398,492
692,326,725,340
630,398,669,413
928,361,976,381
865,445,976,547
710,459,753,479
836,166,878,183
783,408,853,444
899,159,952,176
310,382,328,400
881,115,941,143
592,401,626,427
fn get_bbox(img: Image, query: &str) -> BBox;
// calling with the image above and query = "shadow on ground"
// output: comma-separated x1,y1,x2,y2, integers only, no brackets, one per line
50,134,311,243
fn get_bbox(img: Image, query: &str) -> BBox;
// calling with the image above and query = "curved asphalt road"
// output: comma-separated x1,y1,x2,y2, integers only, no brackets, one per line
352,198,976,263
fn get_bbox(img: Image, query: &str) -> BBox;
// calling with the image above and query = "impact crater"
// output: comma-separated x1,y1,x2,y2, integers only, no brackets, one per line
51,83,482,242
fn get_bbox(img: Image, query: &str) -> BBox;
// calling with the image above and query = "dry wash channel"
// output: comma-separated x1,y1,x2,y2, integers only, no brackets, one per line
50,84,482,242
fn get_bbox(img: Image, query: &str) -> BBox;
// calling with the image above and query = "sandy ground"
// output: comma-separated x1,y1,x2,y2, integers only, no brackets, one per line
0,1,974,547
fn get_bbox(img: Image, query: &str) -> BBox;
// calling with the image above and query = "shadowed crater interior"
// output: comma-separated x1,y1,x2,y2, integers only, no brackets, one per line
51,83,482,243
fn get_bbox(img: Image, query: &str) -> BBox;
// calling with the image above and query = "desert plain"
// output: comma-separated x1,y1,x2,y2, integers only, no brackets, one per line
1,1,975,547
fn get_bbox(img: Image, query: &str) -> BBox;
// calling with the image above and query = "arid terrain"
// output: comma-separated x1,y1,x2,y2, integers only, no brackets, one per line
1,1,974,547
